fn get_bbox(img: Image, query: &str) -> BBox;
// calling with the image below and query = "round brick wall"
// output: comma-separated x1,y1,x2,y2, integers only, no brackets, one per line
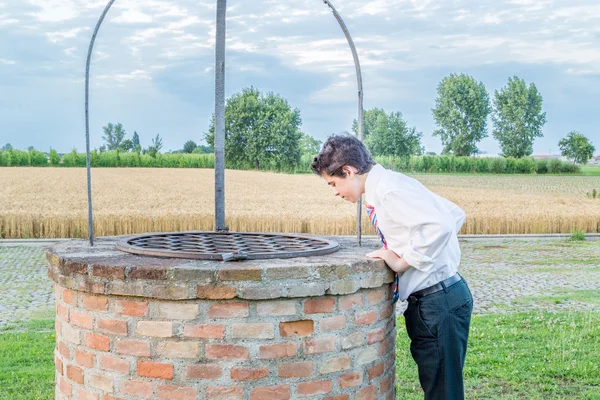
48,236,396,400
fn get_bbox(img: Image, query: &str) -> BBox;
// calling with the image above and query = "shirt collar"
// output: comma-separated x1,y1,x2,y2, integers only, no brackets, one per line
364,164,384,204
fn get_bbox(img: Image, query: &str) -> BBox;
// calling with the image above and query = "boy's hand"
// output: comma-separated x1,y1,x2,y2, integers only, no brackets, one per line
366,248,411,273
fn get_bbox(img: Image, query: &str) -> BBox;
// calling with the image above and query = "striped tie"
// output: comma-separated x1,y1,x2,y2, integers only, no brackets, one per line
365,202,399,304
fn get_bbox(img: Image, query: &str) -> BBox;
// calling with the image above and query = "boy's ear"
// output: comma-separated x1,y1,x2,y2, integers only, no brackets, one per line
342,165,357,177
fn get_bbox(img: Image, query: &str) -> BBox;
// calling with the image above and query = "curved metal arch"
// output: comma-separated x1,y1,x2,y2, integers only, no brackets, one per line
84,0,364,247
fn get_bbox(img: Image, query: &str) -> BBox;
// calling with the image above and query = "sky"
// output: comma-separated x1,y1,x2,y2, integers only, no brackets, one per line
1,0,599,155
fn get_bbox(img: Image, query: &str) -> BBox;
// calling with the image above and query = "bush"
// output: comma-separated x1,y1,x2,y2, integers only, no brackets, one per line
516,157,536,174
548,158,562,173
535,159,548,174
29,150,48,166
49,149,60,166
490,157,507,173
569,230,586,241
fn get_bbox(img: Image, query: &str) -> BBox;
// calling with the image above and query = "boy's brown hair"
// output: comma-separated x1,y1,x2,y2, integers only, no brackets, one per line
311,134,375,177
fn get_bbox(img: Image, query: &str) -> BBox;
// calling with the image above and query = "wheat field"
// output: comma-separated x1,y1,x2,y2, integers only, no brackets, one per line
1,168,599,238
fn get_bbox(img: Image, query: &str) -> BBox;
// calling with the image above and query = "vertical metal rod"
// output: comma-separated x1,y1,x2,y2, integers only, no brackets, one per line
322,0,364,246
85,0,116,246
214,0,227,232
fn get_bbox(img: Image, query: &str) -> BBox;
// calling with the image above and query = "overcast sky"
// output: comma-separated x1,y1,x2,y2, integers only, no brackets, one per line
1,0,599,155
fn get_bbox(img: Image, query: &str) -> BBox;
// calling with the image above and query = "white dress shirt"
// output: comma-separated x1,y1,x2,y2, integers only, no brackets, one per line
364,164,466,300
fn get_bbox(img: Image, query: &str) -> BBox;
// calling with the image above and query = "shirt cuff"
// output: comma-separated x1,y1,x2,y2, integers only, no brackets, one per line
402,248,435,272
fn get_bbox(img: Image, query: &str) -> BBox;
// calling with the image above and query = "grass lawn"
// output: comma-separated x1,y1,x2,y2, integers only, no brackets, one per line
1,312,599,399
581,165,600,176
0,319,55,400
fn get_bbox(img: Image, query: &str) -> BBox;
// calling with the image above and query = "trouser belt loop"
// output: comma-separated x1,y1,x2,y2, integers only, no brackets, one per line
441,280,449,293
408,295,418,305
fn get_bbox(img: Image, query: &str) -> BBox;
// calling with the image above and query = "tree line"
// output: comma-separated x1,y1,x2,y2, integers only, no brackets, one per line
1,74,597,169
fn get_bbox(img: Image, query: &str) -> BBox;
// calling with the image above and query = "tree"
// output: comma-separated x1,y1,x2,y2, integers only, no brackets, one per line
558,131,596,165
432,73,491,156
492,76,547,158
299,133,322,155
132,131,140,148
102,123,127,151
49,148,60,166
2,143,12,151
193,145,213,154
205,87,303,170
146,134,163,157
353,109,423,157
183,140,198,154
120,139,134,152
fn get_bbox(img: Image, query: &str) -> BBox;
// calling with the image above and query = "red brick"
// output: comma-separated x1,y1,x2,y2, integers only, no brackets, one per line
206,344,249,360
259,343,297,359
59,341,71,359
355,310,377,325
63,260,87,274
278,361,313,378
116,339,151,357
56,302,69,321
378,336,394,356
231,367,269,381
157,341,199,359
114,300,148,316
207,302,249,318
184,324,225,339
55,319,61,335
196,285,236,299
59,377,72,396
75,349,95,369
78,388,100,400
339,372,363,388
279,320,314,337
206,386,244,400
102,395,123,400
303,337,336,354
157,386,197,400
120,381,153,399
368,327,385,344
367,288,387,306
88,373,114,393
185,364,223,380
339,293,363,310
297,380,332,396
99,355,130,374
304,298,335,314
231,323,274,339
92,264,125,279
158,303,198,320
82,295,109,311
319,356,351,374
379,303,393,319
380,374,393,394
62,323,81,345
250,385,290,400
84,333,110,351
55,355,64,375
63,289,77,306
368,362,384,381
66,365,84,384
97,319,128,335
71,309,93,329
324,396,350,400
256,301,296,316
138,360,174,380
137,321,173,337
129,266,167,280
320,315,346,332
355,385,377,400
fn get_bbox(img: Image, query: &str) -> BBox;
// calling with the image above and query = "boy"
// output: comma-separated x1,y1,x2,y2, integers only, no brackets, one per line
312,134,472,400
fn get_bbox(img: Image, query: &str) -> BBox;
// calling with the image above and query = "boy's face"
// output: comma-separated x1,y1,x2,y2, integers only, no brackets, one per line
321,166,364,204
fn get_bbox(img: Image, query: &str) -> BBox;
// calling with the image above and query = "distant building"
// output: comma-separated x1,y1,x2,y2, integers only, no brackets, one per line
590,156,600,164
533,154,568,161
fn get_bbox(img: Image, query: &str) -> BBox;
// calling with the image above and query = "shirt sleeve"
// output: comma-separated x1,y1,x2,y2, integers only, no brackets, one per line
382,190,456,273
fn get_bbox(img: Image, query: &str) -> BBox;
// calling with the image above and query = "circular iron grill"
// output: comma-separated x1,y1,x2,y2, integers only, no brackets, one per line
116,232,340,261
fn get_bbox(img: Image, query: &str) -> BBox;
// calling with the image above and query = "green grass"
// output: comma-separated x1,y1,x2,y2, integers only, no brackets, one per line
396,311,600,399
581,165,600,176
518,289,600,306
0,319,55,400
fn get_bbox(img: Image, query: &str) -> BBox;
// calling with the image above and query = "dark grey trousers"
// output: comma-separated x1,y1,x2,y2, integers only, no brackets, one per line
403,277,473,400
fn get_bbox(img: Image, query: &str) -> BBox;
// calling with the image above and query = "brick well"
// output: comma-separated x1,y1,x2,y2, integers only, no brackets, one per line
48,236,396,400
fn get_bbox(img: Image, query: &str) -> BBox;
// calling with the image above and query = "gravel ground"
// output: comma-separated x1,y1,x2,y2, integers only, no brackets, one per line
1,239,599,328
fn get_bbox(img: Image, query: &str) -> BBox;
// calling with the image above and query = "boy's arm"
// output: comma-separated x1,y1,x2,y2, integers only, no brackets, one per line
367,247,411,273
383,190,455,273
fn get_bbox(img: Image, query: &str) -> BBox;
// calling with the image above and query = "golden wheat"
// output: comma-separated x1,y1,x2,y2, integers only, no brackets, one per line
1,168,599,238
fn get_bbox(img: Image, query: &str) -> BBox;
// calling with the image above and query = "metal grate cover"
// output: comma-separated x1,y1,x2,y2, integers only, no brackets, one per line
116,232,340,261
